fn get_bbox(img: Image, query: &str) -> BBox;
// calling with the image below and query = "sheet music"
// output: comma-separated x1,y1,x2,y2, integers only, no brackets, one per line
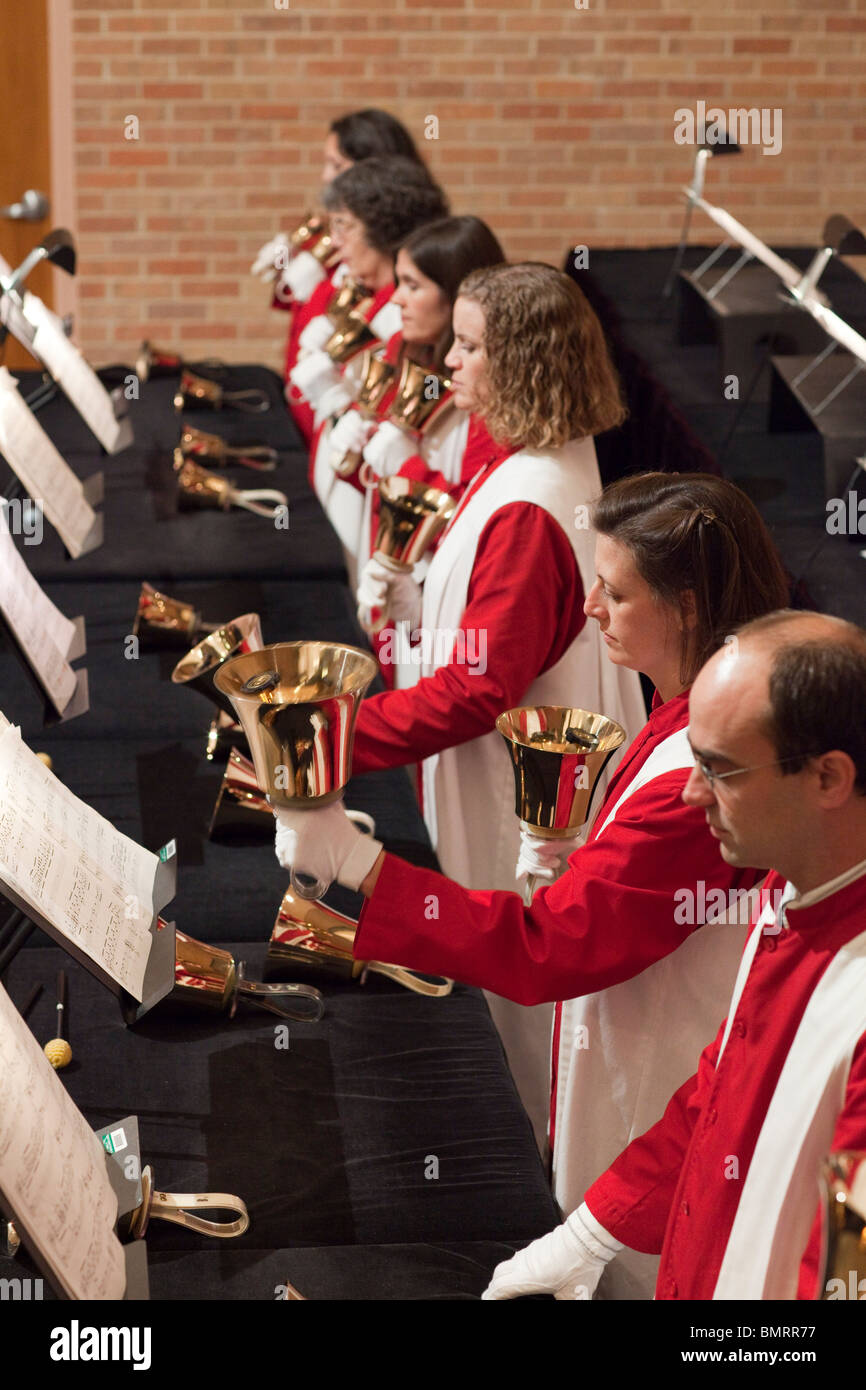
0,506,77,714
0,723,157,999
0,981,126,1299
23,293,125,454
0,367,97,559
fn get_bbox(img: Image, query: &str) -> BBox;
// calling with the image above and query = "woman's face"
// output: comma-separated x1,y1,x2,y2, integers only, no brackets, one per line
321,132,352,186
329,206,393,292
584,534,693,691
392,249,451,347
444,297,489,411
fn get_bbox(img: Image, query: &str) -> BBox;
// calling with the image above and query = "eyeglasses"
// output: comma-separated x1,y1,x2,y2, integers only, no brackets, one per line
691,753,812,788
329,214,361,237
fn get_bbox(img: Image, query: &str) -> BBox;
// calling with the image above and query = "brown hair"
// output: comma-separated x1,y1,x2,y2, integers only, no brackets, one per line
737,611,866,794
457,262,626,449
593,472,790,685
398,215,504,369
322,156,448,257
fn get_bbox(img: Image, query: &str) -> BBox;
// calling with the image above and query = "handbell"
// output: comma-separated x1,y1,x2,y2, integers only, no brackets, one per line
290,211,329,252
132,580,208,648
363,477,457,635
208,747,273,839
820,1152,866,1300
136,341,225,383
497,706,626,903
171,614,264,717
323,309,381,367
386,357,454,437
326,276,369,326
265,884,453,997
330,348,396,479
175,454,288,517
179,423,277,472
168,926,324,1022
212,641,378,900
174,369,270,414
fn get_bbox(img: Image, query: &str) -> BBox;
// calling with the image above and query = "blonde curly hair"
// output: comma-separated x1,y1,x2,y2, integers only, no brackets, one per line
457,262,626,449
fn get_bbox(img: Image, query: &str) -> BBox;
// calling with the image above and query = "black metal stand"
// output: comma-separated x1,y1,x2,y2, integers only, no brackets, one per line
768,350,866,499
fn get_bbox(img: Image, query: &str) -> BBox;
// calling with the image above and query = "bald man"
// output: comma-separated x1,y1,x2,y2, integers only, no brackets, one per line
484,610,866,1301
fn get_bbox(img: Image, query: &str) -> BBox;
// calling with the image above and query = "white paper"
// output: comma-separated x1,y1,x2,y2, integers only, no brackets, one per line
23,293,124,453
0,981,126,1299
0,505,77,713
0,367,97,559
0,724,157,999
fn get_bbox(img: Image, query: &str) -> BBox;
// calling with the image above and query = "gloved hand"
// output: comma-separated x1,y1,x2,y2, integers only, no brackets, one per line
361,420,415,479
482,1203,623,1301
329,407,374,463
316,378,354,423
516,827,582,890
289,350,341,408
281,249,326,303
274,801,383,893
251,232,290,283
297,314,336,355
357,555,422,634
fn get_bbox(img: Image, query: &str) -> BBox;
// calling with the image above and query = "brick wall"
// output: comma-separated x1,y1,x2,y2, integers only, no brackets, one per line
67,0,866,370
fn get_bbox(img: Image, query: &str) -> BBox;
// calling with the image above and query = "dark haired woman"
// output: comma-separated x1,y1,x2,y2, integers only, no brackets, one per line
274,465,790,1296
277,263,647,1158
287,156,448,448
312,215,505,595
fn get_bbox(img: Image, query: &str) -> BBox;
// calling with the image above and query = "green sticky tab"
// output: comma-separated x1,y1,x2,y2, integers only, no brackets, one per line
102,1133,115,1155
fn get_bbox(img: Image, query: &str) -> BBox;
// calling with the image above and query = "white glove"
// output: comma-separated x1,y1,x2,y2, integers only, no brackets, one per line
298,314,336,355
316,378,354,423
289,349,341,407
516,827,582,889
329,407,374,461
251,232,289,283
274,801,382,893
357,555,422,634
361,420,415,479
282,249,326,304
482,1203,623,1301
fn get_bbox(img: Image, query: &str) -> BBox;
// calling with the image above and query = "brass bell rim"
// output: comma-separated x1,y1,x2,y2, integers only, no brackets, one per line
212,639,378,703
170,614,262,686
495,706,627,754
518,819,583,842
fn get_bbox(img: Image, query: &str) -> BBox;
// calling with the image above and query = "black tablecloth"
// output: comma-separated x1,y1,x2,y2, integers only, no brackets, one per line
0,365,559,1300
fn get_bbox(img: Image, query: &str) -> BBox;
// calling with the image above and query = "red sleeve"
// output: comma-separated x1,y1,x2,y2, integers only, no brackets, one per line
583,1031,723,1253
797,1032,866,1298
351,503,585,773
355,772,754,1004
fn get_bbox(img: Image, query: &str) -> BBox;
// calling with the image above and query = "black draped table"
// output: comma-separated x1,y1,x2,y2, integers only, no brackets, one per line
0,365,558,1300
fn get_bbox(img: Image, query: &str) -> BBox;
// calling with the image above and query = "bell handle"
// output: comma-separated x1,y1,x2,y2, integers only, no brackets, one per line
237,973,325,1022
224,387,271,413
147,1188,250,1239
290,867,331,902
366,961,453,998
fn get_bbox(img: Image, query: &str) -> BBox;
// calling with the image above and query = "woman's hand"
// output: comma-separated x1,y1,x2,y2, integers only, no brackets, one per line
357,556,422,634
482,1204,622,1301
274,800,383,893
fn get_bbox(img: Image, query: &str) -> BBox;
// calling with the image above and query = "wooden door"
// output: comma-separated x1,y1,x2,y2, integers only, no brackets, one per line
0,0,52,368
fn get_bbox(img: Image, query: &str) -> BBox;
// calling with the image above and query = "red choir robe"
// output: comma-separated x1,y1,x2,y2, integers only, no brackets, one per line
582,863,866,1300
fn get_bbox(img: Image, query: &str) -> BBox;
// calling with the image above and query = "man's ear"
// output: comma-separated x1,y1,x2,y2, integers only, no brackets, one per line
679,588,698,633
814,750,858,809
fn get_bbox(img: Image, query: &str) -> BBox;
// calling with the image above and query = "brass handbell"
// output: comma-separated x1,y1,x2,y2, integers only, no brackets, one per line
174,369,270,414
290,211,328,251
175,453,288,517
168,926,324,1022
323,309,380,367
497,706,626,903
326,276,369,325
136,341,225,383
208,747,273,838
387,357,454,437
265,884,453,997
820,1152,866,1300
132,580,211,648
179,423,277,472
330,348,396,479
362,477,457,635
171,614,264,718
212,641,377,900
